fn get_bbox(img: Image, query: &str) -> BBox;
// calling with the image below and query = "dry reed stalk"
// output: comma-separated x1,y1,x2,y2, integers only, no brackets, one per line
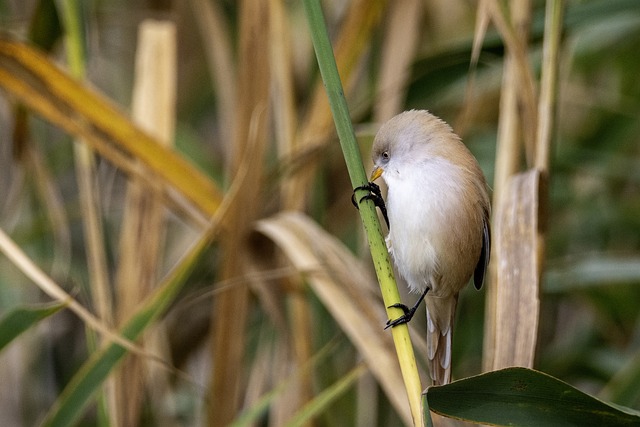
492,170,542,369
484,0,536,372
270,1,316,421
190,0,237,163
273,0,301,210
480,0,519,372
22,145,71,280
455,0,491,135
487,0,538,158
74,142,111,326
373,0,422,123
484,0,538,369
208,0,271,425
484,0,562,373
113,20,177,426
58,1,117,416
536,0,564,172
532,1,564,355
58,0,113,330
483,43,522,370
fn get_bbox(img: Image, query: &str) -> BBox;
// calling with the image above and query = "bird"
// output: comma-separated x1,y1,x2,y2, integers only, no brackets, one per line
368,110,491,385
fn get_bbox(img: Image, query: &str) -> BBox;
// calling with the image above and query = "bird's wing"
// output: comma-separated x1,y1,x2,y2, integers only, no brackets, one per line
473,217,491,290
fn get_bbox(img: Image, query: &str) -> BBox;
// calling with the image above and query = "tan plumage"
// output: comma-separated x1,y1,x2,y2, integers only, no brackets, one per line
371,110,491,385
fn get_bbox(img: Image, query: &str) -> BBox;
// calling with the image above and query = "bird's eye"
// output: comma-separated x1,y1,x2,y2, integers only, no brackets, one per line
382,151,389,159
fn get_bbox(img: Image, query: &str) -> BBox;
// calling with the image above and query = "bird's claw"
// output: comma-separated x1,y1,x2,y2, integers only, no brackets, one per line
384,303,416,329
352,182,389,228
351,182,383,207
384,287,430,329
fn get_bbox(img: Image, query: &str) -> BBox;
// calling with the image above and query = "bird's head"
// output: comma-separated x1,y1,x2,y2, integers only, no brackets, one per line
370,110,466,183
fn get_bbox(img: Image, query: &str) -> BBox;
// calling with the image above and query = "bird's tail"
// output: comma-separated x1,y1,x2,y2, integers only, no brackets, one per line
425,294,459,385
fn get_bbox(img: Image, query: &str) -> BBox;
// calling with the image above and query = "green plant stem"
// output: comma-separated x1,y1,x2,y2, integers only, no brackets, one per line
58,0,85,77
302,0,424,425
535,0,564,171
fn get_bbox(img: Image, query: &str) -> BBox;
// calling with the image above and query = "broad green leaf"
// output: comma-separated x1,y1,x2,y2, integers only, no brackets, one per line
425,367,640,426
0,302,66,352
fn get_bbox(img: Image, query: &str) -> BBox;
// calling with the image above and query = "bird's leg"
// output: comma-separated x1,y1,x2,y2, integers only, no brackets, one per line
384,287,430,329
352,182,390,228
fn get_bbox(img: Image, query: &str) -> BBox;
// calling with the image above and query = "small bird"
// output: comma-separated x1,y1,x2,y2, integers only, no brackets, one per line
368,110,490,385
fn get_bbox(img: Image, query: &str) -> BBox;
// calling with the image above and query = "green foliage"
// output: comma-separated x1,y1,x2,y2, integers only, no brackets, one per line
425,367,640,426
0,302,65,352
41,221,218,427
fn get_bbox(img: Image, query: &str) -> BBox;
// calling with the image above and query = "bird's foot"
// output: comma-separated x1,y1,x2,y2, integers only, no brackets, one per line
384,303,416,329
352,182,389,228
384,286,430,329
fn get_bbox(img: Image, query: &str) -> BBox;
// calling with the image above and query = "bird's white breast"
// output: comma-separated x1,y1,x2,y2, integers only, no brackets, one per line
384,158,469,294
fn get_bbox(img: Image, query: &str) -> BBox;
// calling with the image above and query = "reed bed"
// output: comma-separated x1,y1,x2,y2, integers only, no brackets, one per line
0,0,639,425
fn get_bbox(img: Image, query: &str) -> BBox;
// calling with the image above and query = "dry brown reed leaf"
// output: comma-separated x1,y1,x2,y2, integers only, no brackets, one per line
374,0,423,122
209,1,271,425
113,20,177,426
492,170,541,369
256,211,413,426
0,38,222,225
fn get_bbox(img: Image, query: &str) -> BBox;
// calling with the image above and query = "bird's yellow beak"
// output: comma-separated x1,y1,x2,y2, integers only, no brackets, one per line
370,166,383,181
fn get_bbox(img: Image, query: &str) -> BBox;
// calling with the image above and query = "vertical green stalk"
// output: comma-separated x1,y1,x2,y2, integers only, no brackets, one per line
302,0,424,425
58,0,85,76
58,1,113,425
535,0,564,171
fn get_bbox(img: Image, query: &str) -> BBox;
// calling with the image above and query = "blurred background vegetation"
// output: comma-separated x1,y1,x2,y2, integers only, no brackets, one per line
0,0,639,426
